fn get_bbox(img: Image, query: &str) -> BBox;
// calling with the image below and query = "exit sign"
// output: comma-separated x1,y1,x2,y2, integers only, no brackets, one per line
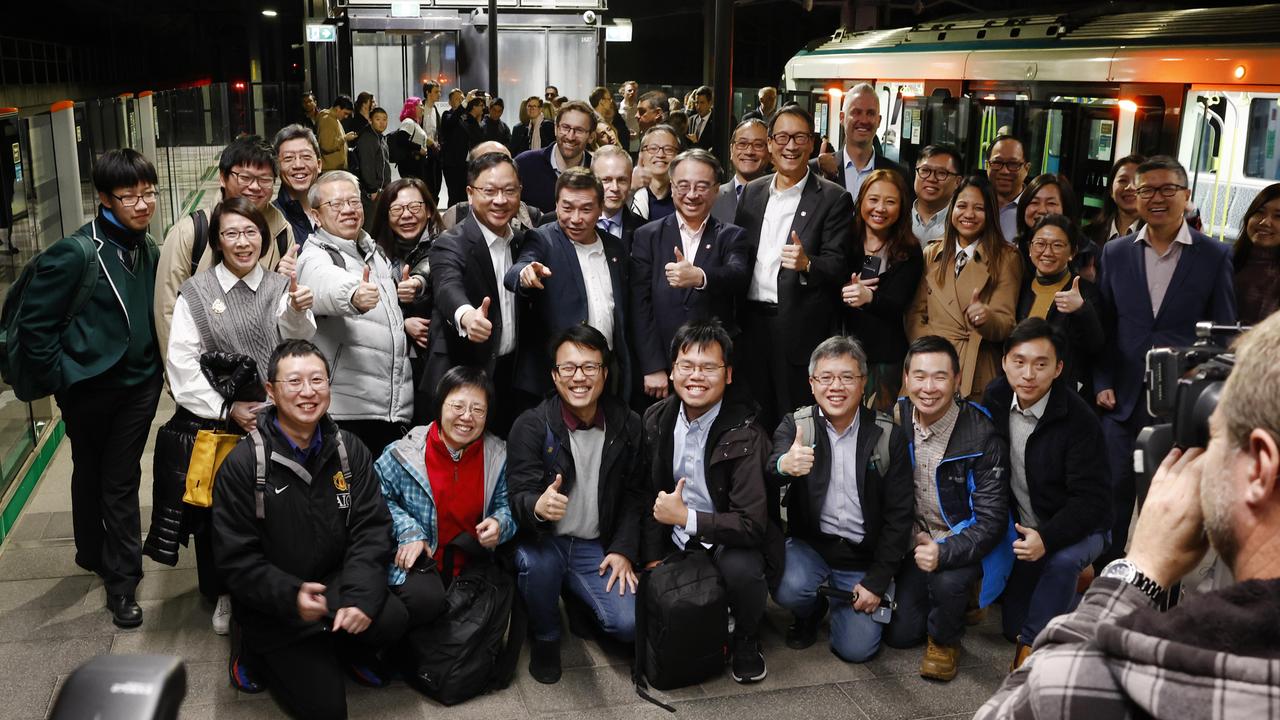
306,25,336,43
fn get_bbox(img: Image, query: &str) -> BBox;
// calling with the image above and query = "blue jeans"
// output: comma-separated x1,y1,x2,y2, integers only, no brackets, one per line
773,537,882,662
1001,531,1107,644
514,535,636,643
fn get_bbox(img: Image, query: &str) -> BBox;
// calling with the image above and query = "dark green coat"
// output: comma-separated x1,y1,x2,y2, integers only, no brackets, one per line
15,217,160,397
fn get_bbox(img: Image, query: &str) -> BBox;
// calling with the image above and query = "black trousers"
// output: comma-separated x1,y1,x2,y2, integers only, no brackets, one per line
883,561,982,647
1096,409,1154,571
56,372,162,597
736,303,814,432
443,164,467,207
391,566,447,628
713,545,768,637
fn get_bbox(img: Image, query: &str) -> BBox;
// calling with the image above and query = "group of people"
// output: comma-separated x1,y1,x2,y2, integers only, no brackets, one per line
10,76,1280,720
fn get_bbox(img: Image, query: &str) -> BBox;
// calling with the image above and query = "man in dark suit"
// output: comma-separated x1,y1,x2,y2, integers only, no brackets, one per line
1092,155,1236,570
812,83,909,204
442,94,484,206
688,86,718,155
591,145,646,251
509,97,555,156
505,168,631,400
590,85,631,153
742,86,778,123
426,152,526,436
632,149,750,403
482,97,511,147
736,105,855,430
712,118,770,225
514,101,595,213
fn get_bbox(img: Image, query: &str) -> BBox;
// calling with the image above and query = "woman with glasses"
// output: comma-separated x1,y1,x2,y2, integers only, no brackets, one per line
370,177,445,424
1015,213,1106,398
1081,154,1145,282
840,169,923,411
908,175,1023,401
1233,182,1280,324
1014,174,1081,271
147,196,316,642
374,366,515,639
631,124,680,220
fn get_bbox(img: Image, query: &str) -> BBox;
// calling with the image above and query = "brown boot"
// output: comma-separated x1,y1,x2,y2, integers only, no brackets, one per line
964,580,986,625
920,636,960,681
1010,641,1033,672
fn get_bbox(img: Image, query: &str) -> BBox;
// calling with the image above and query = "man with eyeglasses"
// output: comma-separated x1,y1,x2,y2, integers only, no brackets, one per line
912,144,964,244
155,135,297,361
212,339,409,715
712,118,770,224
440,142,542,234
274,124,323,248
1091,155,1236,573
632,149,750,406
507,167,631,400
515,100,596,213
813,84,909,207
16,149,165,628
769,336,913,663
426,152,527,437
507,324,647,684
641,319,773,683
986,135,1030,243
735,104,855,432
297,171,414,456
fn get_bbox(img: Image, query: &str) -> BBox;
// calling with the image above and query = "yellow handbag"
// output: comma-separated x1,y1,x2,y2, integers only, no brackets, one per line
182,429,241,508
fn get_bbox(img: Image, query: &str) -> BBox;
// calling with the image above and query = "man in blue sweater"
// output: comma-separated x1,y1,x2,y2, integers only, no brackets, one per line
514,100,595,213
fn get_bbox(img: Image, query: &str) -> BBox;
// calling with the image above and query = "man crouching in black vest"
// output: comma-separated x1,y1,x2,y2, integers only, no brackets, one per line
642,319,772,684
213,339,408,719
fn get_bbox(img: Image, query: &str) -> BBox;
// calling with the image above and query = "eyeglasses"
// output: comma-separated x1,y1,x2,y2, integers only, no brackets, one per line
557,124,591,138
769,132,816,147
673,361,725,376
219,228,262,242
733,140,768,152
444,401,488,419
674,181,714,196
988,160,1026,172
272,376,330,393
469,185,521,200
642,144,678,157
811,372,864,387
1030,239,1070,254
915,166,958,181
1135,184,1187,199
555,361,603,379
227,169,276,188
110,190,159,206
389,201,426,218
318,197,362,212
279,152,318,165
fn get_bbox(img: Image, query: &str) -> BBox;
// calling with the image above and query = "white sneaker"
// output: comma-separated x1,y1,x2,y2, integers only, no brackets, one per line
212,594,232,636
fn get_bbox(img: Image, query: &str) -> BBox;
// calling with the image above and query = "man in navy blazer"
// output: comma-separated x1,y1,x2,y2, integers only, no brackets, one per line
631,149,750,402
506,167,631,400
514,100,595,214
1092,155,1236,569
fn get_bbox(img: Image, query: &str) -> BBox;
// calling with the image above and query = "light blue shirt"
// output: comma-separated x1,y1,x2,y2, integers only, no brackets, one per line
843,147,876,202
998,193,1021,245
671,400,722,549
817,411,865,543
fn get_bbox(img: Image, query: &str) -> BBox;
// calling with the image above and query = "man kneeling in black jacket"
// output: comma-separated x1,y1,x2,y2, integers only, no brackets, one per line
213,339,407,719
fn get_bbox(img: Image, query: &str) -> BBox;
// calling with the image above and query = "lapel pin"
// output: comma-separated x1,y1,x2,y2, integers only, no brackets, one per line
705,243,711,250
801,211,808,217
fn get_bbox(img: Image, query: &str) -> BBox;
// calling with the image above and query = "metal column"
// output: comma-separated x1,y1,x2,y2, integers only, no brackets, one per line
488,0,499,98
136,91,161,238
711,0,733,164
50,100,84,234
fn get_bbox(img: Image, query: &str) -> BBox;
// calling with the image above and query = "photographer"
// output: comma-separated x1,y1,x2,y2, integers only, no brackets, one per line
976,312,1280,719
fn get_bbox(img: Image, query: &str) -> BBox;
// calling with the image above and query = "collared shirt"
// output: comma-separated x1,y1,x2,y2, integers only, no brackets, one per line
842,147,876,201
692,111,711,141
168,263,316,420
422,103,440,142
912,200,947,245
998,192,1022,245
1009,389,1051,528
560,399,605,431
274,417,323,466
677,214,710,291
1108,217,1140,243
1135,220,1193,316
748,171,808,302
912,401,961,540
453,221,517,355
572,237,615,348
597,210,624,239
818,411,865,543
733,176,747,200
550,143,585,176
671,400,721,549
955,240,978,272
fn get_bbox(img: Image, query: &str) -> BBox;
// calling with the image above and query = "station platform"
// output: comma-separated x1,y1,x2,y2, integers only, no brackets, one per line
0,393,1009,719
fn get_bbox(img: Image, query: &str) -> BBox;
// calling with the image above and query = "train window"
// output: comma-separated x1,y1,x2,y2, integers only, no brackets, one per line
1244,97,1280,180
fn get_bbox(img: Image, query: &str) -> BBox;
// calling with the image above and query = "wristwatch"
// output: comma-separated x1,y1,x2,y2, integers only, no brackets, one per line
1100,559,1167,604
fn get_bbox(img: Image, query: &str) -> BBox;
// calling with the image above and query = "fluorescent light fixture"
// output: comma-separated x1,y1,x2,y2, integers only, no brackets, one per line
262,9,278,17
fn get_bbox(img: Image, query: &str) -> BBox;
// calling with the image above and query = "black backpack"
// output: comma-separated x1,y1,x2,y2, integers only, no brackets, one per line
404,534,525,706
634,549,729,712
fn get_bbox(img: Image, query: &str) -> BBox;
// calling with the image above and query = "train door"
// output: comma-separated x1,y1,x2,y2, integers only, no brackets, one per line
894,92,974,172
1072,104,1123,214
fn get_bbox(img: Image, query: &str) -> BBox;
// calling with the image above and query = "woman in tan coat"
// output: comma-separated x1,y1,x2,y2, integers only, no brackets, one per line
908,176,1022,400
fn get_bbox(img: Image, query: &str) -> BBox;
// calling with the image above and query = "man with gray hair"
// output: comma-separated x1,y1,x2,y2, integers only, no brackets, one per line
274,123,323,248
743,86,779,122
768,335,914,663
297,170,414,455
813,83,909,202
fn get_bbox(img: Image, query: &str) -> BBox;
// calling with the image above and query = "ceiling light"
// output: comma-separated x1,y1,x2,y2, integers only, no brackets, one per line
262,9,278,17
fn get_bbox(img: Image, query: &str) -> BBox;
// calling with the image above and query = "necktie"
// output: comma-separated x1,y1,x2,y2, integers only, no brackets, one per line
597,218,616,237
954,249,968,278
735,183,744,200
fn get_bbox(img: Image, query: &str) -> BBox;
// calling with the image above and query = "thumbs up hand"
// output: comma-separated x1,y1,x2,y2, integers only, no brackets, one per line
288,271,314,312
965,287,989,328
519,261,552,290
653,477,690,526
778,423,815,476
351,265,381,312
535,474,570,522
914,531,940,572
1054,276,1085,314
276,242,299,278
841,273,879,308
461,296,494,343
779,231,811,272
664,245,705,289
396,264,424,304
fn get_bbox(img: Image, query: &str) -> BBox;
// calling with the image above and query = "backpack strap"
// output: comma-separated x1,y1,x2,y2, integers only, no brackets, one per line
275,227,289,259
870,411,895,476
250,428,268,521
793,405,817,446
65,234,100,324
336,431,353,527
189,210,209,277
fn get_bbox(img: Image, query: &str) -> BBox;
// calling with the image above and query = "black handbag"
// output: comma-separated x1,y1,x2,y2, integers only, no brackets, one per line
199,352,264,403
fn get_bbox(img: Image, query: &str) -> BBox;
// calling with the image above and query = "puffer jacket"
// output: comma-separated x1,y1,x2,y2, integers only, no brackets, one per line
143,408,239,565
298,227,413,424
374,424,516,586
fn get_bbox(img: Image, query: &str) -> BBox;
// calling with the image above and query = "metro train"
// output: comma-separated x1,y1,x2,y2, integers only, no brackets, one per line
780,3,1280,240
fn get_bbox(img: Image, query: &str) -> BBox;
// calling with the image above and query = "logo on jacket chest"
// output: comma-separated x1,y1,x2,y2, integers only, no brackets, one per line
334,470,351,509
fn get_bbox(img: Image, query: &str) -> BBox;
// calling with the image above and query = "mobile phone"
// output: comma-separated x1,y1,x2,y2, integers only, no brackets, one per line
860,255,882,281
818,581,896,624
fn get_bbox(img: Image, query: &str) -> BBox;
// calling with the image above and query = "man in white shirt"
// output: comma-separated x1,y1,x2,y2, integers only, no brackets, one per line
689,86,717,154
912,144,964,245
619,80,641,149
